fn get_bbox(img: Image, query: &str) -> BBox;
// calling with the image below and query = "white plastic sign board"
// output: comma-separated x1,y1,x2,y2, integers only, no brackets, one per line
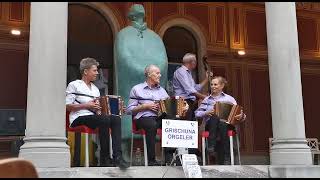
162,119,198,148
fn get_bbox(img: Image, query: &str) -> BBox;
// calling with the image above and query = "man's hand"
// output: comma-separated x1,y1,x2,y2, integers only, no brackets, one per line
86,100,101,112
205,109,215,117
143,102,159,112
205,71,213,79
235,109,245,121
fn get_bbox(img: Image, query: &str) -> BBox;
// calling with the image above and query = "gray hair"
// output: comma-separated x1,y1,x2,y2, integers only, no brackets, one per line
212,76,228,86
79,57,99,75
144,64,159,77
182,53,197,63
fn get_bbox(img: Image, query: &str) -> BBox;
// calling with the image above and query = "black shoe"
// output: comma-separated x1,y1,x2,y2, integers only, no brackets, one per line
223,157,231,165
114,157,130,169
100,157,114,167
149,160,162,166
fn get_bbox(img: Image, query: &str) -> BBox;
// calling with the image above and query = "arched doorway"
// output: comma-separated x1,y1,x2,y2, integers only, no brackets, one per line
163,26,198,96
67,4,115,166
67,4,114,94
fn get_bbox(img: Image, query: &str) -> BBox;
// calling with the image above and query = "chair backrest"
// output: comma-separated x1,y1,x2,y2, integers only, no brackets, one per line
0,158,38,178
66,111,70,128
307,138,320,151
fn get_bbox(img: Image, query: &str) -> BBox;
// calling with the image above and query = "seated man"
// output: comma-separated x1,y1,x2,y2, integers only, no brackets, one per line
126,64,169,166
66,57,129,169
195,76,246,165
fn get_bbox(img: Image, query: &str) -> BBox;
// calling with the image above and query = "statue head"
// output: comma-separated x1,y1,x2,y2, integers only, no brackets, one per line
127,4,145,23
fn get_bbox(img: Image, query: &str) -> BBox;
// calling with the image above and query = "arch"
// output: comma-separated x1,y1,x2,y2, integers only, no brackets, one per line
68,2,121,41
155,16,208,81
68,2,121,93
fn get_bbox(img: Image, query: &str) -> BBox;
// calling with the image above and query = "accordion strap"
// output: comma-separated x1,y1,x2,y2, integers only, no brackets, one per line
70,92,97,99
69,93,97,114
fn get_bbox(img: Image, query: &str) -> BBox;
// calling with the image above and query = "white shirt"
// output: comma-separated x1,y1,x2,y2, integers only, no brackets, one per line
66,80,100,126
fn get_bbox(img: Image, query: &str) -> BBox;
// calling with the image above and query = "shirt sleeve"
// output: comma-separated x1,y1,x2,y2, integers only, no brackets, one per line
66,82,76,105
162,88,170,99
231,97,237,105
195,84,202,92
174,69,197,95
126,87,139,115
195,98,210,118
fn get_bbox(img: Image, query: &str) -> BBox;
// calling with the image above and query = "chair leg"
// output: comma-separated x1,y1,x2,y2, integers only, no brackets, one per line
130,133,134,166
109,134,113,159
229,133,234,165
236,134,241,165
161,147,164,166
312,154,315,165
85,133,89,167
202,137,206,166
143,135,148,166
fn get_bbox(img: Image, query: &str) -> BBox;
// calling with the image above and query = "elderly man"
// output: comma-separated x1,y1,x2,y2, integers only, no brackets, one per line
126,64,169,166
173,53,209,121
172,53,209,157
195,76,246,165
66,57,129,169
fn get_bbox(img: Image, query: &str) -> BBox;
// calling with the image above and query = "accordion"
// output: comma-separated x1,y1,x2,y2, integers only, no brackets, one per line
98,95,124,116
158,96,189,119
213,101,244,126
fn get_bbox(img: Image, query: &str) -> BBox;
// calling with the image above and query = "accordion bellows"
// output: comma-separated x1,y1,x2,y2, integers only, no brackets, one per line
99,95,124,116
214,101,243,126
158,96,188,119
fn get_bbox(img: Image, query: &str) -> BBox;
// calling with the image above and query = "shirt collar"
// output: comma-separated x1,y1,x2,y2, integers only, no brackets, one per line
209,92,226,99
181,65,191,73
182,65,189,71
143,81,160,89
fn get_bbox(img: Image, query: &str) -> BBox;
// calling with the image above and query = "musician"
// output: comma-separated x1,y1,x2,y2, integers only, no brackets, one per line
172,53,209,157
195,76,246,165
66,57,129,169
126,64,169,166
172,53,209,121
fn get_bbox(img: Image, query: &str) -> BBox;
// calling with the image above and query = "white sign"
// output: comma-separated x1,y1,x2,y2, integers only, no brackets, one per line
182,154,202,178
186,165,202,178
161,119,198,148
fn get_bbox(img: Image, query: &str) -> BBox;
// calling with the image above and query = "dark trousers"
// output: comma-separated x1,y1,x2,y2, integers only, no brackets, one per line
205,116,231,163
71,114,122,164
185,99,198,121
135,116,162,162
185,99,200,155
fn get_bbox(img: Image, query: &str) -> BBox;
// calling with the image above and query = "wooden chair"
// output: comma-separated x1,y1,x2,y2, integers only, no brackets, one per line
0,158,38,178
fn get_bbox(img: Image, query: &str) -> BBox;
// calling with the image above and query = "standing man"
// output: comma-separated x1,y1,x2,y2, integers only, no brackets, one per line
126,64,169,166
172,53,209,156
172,53,209,121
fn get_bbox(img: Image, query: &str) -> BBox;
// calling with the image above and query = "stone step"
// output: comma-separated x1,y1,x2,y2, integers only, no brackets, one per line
37,165,269,178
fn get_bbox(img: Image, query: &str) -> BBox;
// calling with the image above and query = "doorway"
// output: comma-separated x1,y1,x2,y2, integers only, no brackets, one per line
163,26,198,95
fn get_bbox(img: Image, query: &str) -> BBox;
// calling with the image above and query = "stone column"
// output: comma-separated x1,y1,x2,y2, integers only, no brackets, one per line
19,2,70,168
265,2,312,165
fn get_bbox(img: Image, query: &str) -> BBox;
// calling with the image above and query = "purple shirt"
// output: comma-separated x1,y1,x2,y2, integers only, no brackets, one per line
195,92,237,122
172,65,202,101
126,81,169,119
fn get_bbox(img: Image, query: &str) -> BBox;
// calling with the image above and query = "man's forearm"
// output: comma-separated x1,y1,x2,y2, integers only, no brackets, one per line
132,104,146,114
200,78,208,88
66,104,88,112
193,92,206,100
